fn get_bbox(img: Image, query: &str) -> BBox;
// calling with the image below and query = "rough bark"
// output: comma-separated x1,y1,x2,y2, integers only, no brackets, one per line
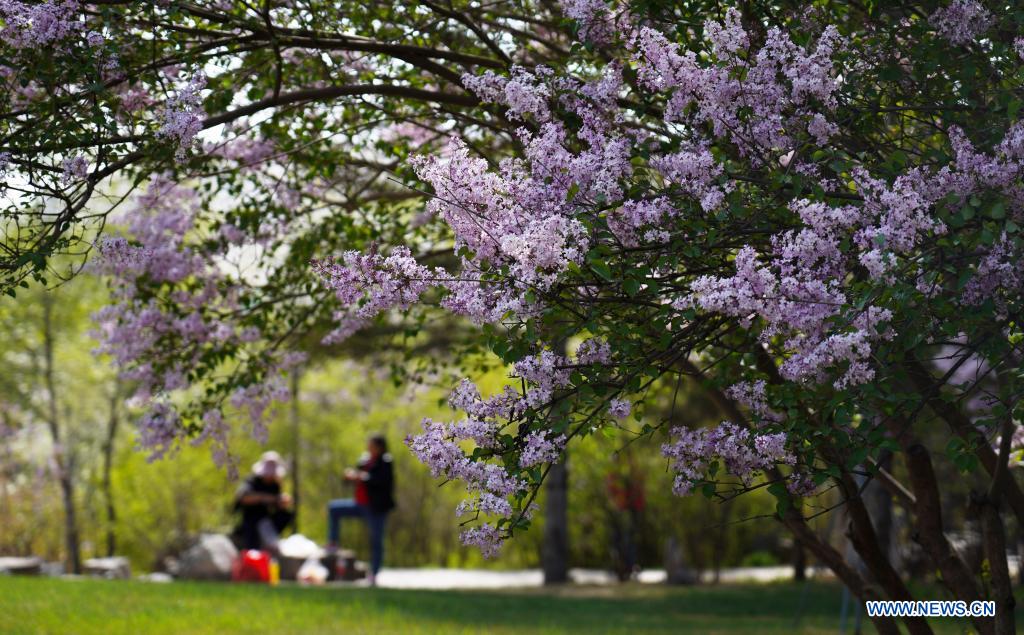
906,358,1024,527
904,444,991,635
779,508,900,635
840,472,934,635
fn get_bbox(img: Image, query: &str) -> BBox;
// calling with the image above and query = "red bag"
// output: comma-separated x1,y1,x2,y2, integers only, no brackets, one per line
232,549,271,583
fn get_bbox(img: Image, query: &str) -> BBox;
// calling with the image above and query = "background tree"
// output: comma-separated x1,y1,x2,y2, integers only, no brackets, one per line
0,272,118,572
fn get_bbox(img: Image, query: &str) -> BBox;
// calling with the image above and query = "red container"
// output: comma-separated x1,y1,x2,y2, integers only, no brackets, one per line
232,549,271,583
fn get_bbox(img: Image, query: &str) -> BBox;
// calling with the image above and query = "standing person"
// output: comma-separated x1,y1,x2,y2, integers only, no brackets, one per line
232,450,294,554
326,433,395,585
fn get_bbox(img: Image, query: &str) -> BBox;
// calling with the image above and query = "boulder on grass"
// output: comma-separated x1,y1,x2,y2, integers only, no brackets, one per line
173,533,238,581
0,557,42,576
84,557,131,580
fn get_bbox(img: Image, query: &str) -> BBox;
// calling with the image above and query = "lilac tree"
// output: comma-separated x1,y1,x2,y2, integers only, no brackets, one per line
317,3,1024,634
3,1,1024,633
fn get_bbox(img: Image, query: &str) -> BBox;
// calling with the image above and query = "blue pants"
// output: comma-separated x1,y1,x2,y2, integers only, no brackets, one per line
327,499,388,575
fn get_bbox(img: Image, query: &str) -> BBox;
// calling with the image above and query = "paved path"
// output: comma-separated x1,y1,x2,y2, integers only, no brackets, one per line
370,566,833,590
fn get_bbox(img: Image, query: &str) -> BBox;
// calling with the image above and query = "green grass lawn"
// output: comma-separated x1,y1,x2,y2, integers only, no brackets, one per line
0,575,988,634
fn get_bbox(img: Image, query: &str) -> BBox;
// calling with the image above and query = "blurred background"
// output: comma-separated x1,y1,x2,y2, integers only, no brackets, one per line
0,272,809,580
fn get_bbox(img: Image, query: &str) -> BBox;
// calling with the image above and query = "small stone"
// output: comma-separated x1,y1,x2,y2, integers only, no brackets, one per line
84,556,131,580
0,557,43,576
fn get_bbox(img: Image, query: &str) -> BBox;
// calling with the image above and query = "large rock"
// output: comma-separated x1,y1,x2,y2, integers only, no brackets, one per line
84,556,131,580
173,533,238,581
0,557,42,576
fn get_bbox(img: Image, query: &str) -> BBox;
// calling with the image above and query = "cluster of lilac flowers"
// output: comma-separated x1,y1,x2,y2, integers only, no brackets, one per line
520,431,566,468
398,338,625,556
406,416,528,557
92,176,296,469
0,0,80,51
462,67,552,122
157,73,207,161
786,472,817,498
961,234,1023,316
575,337,612,365
512,350,572,407
687,116,1024,391
607,398,631,419
60,154,88,183
929,0,993,45
313,247,446,345
725,381,782,424
661,422,794,496
561,0,617,44
631,9,844,160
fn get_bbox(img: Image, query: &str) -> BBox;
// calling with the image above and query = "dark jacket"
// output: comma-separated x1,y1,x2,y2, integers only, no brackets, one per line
231,475,293,550
360,452,396,514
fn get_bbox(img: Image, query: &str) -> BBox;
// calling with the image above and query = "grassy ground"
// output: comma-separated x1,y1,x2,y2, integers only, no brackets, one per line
0,575,988,634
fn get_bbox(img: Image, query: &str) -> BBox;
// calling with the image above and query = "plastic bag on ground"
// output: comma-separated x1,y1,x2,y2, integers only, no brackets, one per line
296,556,328,586
278,533,322,559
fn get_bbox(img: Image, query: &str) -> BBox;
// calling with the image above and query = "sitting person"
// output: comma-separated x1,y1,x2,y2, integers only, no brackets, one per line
232,450,294,554
326,434,395,584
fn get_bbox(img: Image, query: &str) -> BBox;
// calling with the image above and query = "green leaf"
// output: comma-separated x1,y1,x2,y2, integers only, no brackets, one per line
590,259,612,281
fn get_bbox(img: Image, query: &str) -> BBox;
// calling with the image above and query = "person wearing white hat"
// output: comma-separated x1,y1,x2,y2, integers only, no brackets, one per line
231,450,294,553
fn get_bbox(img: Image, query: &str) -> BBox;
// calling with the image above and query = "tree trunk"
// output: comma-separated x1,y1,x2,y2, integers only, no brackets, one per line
712,498,733,584
1017,534,1024,587
543,457,569,584
841,471,934,635
102,382,120,556
980,418,1016,635
779,507,901,635
42,294,81,574
290,370,301,532
865,451,894,567
792,540,807,581
904,444,990,635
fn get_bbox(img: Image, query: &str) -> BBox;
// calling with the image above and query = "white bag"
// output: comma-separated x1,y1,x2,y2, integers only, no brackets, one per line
296,556,328,585
278,533,321,559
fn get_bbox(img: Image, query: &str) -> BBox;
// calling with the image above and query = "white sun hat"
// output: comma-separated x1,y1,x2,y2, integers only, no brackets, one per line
252,450,287,479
